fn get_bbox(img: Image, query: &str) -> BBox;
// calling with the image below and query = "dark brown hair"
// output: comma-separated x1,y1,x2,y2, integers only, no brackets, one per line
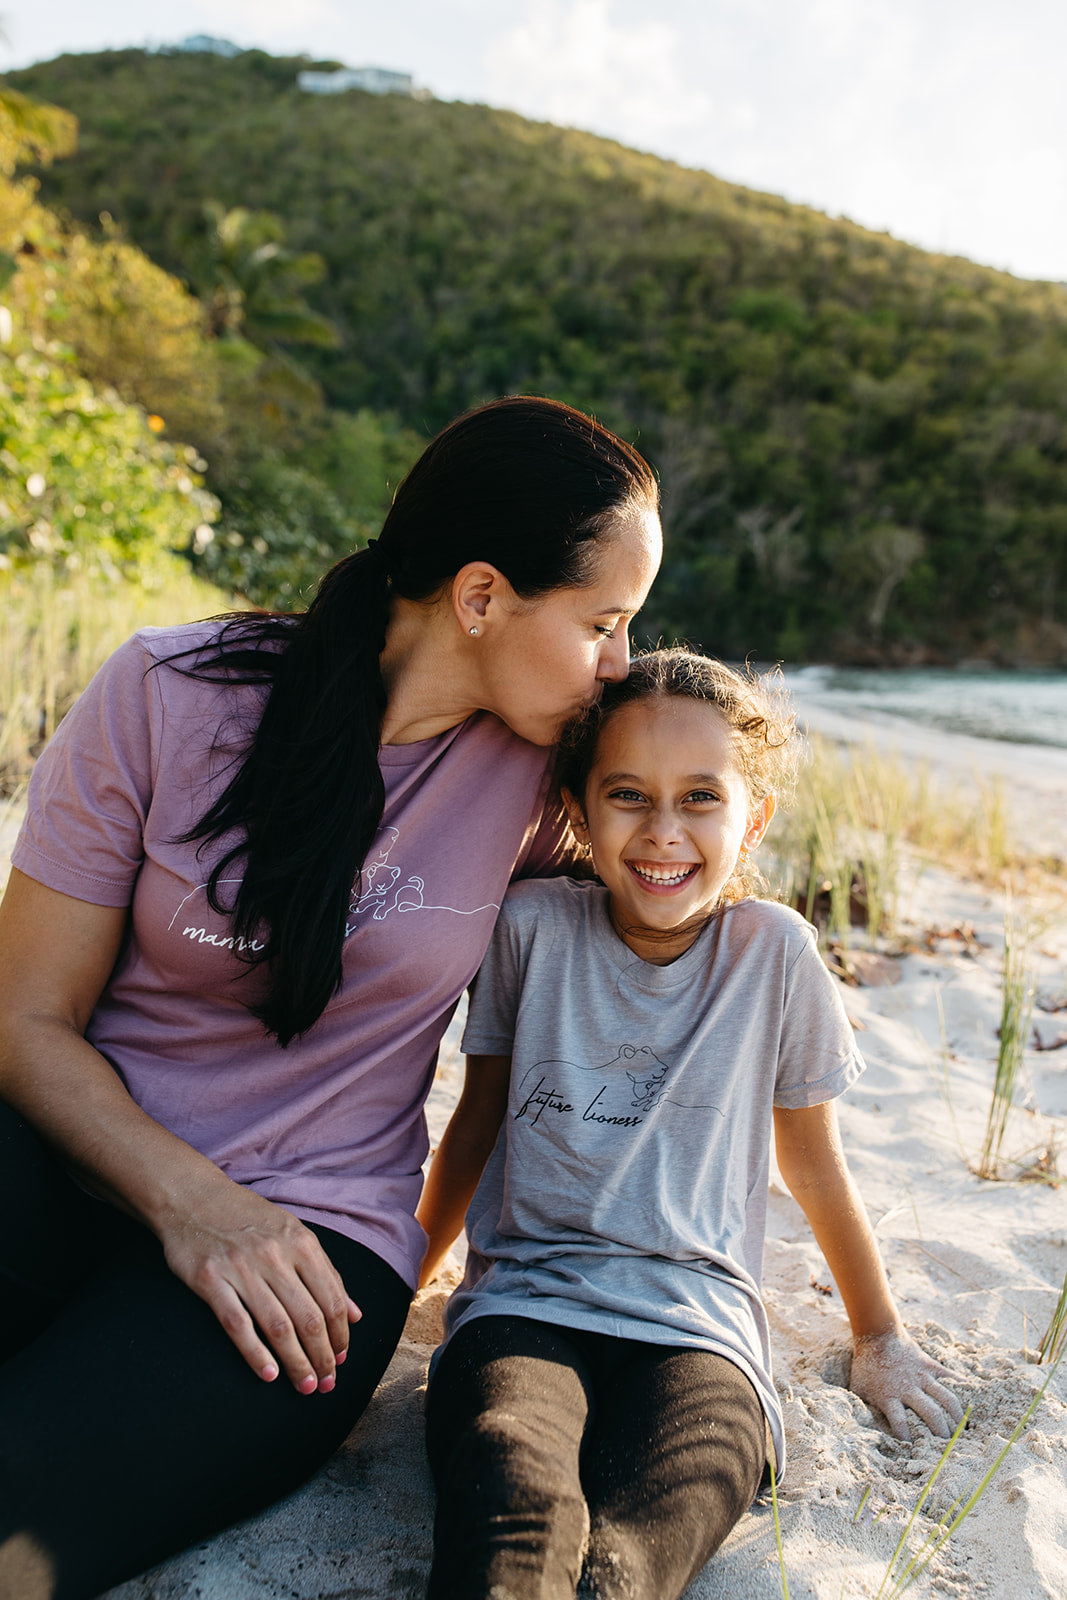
172,396,659,1043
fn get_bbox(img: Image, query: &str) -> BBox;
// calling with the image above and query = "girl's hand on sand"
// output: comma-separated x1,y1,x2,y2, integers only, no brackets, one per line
159,1185,362,1394
849,1328,963,1440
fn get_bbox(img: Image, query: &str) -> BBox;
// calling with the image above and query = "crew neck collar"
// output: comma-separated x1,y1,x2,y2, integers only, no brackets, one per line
593,889,726,992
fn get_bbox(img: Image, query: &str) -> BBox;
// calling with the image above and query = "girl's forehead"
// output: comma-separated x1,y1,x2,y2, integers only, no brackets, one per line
596,695,739,763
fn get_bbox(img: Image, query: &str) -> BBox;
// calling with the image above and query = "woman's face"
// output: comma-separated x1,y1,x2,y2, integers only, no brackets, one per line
478,505,662,747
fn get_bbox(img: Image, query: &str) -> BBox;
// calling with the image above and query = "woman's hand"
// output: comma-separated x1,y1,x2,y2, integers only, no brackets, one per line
158,1181,362,1393
849,1328,963,1440
0,871,359,1394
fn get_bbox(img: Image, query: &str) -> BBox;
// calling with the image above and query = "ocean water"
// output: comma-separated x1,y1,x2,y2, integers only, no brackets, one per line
783,666,1067,750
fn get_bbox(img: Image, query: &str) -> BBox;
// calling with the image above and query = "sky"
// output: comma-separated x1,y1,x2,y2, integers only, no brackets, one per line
4,0,1066,283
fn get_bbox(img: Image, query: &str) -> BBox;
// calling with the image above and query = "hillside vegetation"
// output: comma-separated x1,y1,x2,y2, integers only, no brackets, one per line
0,82,241,786
9,47,1067,664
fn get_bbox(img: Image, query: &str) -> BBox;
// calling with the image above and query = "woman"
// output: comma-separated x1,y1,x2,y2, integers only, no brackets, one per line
0,396,662,1600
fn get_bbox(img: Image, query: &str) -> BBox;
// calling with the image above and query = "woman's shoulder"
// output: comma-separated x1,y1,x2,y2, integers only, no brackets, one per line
89,618,246,688
73,621,261,739
131,615,286,666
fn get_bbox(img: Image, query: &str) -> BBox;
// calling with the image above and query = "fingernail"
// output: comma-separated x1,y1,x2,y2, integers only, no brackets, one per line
319,1374,336,1394
347,1298,362,1321
260,1362,279,1383
335,1349,347,1365
298,1374,318,1395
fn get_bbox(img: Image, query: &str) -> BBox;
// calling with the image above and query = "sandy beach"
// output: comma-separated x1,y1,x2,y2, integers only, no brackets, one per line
3,702,1066,1600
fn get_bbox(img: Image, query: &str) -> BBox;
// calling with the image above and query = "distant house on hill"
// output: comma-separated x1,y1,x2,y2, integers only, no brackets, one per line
173,35,243,57
297,65,427,98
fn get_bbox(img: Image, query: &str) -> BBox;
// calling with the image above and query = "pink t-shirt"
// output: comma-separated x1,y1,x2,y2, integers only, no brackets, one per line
12,622,569,1288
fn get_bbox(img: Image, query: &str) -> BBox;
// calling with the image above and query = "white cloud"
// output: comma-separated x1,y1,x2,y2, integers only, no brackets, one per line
188,0,341,46
485,0,712,153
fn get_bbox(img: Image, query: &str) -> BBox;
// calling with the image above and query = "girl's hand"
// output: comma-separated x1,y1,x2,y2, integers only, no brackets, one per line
159,1185,362,1394
849,1328,963,1440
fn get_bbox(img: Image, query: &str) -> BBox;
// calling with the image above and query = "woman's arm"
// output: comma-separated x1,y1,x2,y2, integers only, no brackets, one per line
773,1100,962,1439
0,869,357,1394
416,1054,511,1287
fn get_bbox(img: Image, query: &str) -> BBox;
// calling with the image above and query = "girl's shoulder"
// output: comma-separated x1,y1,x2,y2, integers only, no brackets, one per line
721,896,820,957
500,874,605,929
729,894,815,932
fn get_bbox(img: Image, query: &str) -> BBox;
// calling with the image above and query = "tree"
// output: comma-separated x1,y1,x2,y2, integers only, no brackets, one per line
0,83,76,171
190,201,339,351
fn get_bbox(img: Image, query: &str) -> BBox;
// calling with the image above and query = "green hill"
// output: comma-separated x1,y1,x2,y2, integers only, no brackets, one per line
10,47,1067,664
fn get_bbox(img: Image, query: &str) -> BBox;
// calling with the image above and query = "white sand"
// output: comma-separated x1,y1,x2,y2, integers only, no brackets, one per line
3,710,1066,1600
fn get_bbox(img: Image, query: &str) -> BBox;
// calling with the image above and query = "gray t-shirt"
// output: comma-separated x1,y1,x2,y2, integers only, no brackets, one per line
447,877,865,1470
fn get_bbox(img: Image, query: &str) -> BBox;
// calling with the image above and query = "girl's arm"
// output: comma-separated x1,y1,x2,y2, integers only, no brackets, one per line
0,870,356,1395
773,1100,962,1440
417,1053,511,1287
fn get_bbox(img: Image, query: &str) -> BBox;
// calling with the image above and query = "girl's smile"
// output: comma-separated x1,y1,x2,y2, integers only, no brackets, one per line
564,697,774,965
626,860,700,893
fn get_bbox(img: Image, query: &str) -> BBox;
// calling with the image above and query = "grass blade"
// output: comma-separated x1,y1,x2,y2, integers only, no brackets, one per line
768,1455,790,1600
976,904,1034,1180
881,1359,1059,1597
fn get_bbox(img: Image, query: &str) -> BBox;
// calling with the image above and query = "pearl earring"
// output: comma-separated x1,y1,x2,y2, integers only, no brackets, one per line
469,626,479,636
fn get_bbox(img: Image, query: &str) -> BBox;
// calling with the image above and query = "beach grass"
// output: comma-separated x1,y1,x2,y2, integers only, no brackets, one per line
770,1357,1059,1598
0,562,234,794
1038,1270,1067,1365
764,736,1057,952
874,1355,1059,1597
768,1458,791,1600
764,738,906,944
975,906,1035,1181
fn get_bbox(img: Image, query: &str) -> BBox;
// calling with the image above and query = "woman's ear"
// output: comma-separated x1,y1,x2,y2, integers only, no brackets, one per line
450,562,509,636
744,794,776,852
561,787,590,845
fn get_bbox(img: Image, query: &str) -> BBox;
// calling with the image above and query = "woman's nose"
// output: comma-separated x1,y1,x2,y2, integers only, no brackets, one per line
597,627,630,682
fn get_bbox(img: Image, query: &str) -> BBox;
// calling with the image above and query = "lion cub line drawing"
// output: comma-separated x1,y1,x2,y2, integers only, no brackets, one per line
517,1045,723,1118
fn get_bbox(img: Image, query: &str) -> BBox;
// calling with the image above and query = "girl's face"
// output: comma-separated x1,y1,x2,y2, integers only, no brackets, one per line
472,506,661,747
565,696,774,965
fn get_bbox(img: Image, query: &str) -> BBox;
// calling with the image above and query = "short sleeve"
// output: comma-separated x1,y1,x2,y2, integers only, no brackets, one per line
510,775,575,880
11,633,160,906
773,928,866,1109
460,895,528,1056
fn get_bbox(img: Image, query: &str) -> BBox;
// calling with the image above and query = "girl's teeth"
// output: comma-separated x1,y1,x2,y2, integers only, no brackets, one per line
633,864,692,884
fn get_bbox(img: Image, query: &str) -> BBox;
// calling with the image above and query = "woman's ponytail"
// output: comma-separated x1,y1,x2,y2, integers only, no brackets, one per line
177,547,392,1043
173,396,658,1043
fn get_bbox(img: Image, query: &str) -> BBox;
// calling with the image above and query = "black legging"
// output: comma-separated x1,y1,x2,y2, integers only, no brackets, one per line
425,1314,767,1600
0,1102,413,1600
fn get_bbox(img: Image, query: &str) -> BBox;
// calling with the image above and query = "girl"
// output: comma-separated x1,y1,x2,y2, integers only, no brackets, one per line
0,396,660,1600
417,647,962,1600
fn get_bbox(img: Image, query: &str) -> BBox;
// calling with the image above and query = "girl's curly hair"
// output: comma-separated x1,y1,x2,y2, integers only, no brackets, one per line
559,646,798,906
